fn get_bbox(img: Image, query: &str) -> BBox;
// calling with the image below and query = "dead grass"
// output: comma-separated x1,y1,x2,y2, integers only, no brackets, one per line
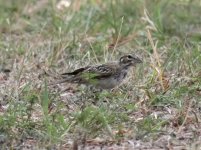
0,0,201,149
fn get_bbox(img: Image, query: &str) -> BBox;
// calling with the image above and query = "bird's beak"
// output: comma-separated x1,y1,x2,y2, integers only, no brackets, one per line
137,58,143,63
134,58,142,64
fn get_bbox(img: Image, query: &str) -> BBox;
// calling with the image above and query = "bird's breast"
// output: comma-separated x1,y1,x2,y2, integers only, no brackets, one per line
94,69,129,89
115,70,128,82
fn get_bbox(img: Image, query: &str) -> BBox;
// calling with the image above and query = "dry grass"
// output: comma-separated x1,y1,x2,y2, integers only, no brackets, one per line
0,0,201,149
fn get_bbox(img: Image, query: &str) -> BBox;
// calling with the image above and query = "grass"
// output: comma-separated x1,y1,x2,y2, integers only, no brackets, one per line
0,0,201,149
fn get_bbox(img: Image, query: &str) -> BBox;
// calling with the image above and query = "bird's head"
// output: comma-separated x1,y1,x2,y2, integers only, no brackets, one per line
119,54,142,68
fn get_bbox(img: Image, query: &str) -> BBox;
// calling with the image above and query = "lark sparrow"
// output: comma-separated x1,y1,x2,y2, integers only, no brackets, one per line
56,54,142,89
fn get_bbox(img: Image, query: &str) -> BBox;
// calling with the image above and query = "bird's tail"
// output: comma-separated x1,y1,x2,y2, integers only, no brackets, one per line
44,69,73,86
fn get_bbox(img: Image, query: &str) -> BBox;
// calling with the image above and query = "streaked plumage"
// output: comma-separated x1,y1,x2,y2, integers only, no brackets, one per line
56,54,142,89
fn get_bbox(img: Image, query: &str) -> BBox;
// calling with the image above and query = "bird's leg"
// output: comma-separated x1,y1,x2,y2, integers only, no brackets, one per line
88,86,103,105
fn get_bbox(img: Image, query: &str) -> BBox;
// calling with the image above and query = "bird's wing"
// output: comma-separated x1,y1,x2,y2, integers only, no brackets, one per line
84,63,118,79
61,66,90,76
57,62,118,84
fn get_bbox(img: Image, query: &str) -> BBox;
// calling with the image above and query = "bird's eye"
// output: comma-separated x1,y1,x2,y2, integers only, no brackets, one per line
127,55,133,59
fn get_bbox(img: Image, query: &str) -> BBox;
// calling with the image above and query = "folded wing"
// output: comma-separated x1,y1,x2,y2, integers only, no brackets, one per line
59,63,117,84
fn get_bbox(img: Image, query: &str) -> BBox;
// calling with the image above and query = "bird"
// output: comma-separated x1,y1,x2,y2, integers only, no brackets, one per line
55,54,142,89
